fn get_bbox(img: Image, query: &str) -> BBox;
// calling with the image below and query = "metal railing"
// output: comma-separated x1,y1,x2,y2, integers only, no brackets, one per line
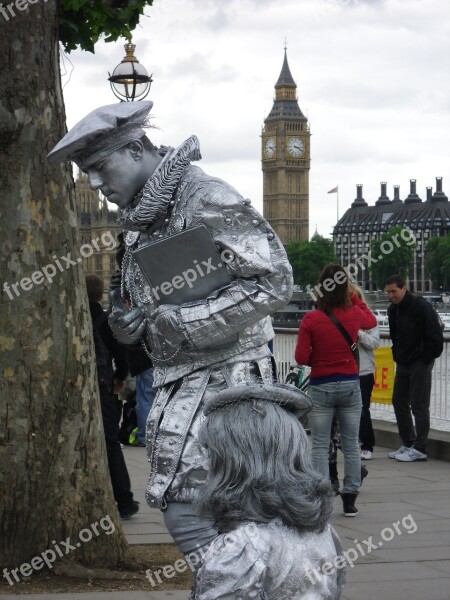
273,328,450,432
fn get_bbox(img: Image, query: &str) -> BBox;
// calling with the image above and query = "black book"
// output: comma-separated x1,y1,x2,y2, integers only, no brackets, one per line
132,225,234,305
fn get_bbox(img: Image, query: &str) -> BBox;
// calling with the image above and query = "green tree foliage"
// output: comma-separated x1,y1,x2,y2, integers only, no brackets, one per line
426,236,450,290
369,226,416,288
60,0,154,53
287,235,337,288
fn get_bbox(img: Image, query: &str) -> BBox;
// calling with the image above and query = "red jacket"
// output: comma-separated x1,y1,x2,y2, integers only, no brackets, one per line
295,294,377,379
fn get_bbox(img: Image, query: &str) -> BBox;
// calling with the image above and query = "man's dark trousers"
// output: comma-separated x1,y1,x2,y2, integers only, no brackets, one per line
359,373,375,452
99,384,134,511
392,358,434,454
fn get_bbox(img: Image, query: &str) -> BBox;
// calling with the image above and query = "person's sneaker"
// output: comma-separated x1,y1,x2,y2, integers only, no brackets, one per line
119,501,140,519
129,439,146,447
388,445,410,459
395,447,428,462
360,450,373,460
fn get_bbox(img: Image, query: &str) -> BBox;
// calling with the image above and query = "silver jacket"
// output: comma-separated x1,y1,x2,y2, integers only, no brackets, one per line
123,163,293,388
121,149,293,507
195,520,346,599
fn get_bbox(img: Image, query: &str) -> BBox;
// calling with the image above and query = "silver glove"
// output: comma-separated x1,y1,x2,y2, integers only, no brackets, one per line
108,292,147,345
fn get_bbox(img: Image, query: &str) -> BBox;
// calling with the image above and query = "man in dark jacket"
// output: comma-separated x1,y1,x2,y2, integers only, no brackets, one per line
386,275,444,462
114,233,154,448
86,274,139,518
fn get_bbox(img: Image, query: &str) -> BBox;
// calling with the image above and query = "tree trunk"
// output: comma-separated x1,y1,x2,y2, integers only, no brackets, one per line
0,0,133,570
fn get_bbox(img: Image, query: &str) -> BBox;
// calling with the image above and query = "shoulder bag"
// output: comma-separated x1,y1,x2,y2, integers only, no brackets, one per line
325,312,360,370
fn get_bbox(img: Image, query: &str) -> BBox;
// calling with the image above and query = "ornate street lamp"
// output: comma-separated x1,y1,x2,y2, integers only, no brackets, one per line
108,42,152,101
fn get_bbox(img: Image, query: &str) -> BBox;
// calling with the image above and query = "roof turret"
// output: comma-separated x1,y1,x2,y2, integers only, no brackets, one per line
404,179,422,204
351,184,368,207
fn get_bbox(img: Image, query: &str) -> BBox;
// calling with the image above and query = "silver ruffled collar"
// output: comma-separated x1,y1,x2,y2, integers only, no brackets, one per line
117,135,201,232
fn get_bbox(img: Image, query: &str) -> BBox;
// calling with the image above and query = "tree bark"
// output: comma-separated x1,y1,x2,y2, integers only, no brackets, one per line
0,0,133,570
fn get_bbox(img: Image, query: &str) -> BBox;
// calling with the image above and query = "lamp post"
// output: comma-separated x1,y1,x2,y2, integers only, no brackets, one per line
108,42,152,101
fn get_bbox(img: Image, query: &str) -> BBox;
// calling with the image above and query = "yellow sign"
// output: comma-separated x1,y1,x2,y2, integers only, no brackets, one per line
372,347,395,404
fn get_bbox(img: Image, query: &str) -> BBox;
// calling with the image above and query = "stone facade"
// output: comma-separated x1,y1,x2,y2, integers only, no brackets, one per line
333,179,450,292
75,169,121,292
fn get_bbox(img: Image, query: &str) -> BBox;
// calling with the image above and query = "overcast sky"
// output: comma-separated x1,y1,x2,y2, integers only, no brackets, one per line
62,0,450,238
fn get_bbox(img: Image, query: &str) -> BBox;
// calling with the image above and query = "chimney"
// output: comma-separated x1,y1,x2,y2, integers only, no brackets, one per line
404,179,422,204
426,187,432,201
432,176,448,202
351,184,368,207
392,185,402,203
376,181,390,205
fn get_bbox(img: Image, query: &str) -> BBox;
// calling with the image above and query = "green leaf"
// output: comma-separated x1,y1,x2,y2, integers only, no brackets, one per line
59,0,154,53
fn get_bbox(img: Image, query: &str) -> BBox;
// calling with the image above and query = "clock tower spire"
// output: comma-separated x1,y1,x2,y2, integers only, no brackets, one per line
262,50,310,245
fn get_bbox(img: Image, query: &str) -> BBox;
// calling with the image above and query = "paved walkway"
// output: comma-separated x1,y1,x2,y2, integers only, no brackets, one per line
2,444,449,600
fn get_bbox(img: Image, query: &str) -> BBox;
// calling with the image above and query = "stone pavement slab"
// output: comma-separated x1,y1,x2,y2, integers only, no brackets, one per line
331,446,450,600
120,447,171,545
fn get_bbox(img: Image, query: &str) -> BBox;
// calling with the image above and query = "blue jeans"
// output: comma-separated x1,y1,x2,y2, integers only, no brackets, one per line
163,502,218,557
135,368,154,444
308,380,362,494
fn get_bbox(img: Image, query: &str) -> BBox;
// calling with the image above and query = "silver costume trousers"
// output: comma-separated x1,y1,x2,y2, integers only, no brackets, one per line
145,355,275,509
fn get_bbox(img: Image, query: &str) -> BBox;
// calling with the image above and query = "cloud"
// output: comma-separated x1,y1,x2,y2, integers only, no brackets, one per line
61,0,450,239
163,53,237,83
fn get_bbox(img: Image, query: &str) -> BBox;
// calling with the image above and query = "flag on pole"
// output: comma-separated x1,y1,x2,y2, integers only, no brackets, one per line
328,186,338,194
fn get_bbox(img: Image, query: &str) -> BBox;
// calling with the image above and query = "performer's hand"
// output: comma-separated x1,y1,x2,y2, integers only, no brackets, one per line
109,292,147,345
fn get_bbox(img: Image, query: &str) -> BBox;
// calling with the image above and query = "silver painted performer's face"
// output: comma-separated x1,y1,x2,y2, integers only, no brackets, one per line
86,149,142,209
86,142,161,209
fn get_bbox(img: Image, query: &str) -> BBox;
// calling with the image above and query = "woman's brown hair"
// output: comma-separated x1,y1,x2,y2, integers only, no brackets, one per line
316,263,351,312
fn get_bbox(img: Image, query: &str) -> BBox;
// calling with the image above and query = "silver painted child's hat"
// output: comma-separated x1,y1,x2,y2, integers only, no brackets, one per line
203,382,311,418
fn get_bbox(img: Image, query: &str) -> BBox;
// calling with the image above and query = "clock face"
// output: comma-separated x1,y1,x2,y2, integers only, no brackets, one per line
264,137,276,158
287,136,305,158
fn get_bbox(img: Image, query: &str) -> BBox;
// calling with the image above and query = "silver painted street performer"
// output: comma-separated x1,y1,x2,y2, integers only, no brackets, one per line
48,101,293,559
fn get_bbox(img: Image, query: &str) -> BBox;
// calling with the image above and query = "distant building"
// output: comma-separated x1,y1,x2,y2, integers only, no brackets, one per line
75,169,121,291
262,50,310,245
333,178,450,292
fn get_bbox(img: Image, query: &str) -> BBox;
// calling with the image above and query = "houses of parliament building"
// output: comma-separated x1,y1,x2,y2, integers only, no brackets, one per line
333,179,450,293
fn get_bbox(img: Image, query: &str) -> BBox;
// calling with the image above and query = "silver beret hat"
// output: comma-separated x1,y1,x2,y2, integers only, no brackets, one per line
203,382,311,418
47,100,153,169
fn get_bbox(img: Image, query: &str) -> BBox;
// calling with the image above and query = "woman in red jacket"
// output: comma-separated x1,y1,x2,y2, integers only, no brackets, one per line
295,264,376,517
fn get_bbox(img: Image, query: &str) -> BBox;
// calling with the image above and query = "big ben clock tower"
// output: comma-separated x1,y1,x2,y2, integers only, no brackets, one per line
262,50,310,245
